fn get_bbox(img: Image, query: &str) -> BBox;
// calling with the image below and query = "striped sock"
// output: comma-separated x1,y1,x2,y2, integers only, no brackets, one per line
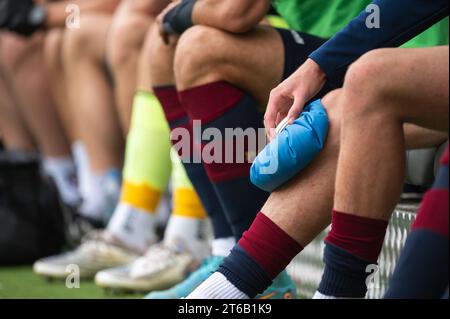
385,144,449,298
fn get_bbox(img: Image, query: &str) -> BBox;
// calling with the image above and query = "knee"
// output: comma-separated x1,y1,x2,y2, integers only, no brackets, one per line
107,15,150,71
342,49,393,117
321,89,343,147
174,26,229,89
0,33,42,74
44,29,64,71
62,17,98,64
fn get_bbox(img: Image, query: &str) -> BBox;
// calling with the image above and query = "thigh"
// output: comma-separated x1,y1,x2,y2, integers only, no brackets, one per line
107,0,156,52
365,46,449,132
179,26,326,107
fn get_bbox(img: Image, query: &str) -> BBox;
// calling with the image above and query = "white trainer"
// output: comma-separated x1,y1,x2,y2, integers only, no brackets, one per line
33,231,140,280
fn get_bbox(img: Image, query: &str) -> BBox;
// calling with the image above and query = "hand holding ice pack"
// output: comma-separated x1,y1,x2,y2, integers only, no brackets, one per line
250,99,329,192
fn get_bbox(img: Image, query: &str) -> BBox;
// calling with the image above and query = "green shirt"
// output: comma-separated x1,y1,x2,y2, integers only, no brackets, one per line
272,0,370,38
272,0,449,47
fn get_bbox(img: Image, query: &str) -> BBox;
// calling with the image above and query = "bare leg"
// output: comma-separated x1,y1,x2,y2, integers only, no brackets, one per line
0,67,35,151
335,47,449,219
63,15,124,173
106,0,168,133
44,29,78,143
0,32,71,157
263,93,447,247
175,25,284,107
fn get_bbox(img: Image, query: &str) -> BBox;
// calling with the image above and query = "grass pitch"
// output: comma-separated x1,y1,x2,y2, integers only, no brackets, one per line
0,266,145,299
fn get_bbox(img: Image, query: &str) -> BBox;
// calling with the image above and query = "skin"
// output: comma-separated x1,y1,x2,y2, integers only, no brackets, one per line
43,0,120,28
262,89,447,246
62,14,124,172
0,32,71,157
334,46,449,220
152,0,448,249
106,0,170,133
0,67,35,151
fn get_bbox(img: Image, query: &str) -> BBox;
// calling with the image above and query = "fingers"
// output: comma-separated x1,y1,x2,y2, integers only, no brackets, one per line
264,91,282,140
287,97,306,124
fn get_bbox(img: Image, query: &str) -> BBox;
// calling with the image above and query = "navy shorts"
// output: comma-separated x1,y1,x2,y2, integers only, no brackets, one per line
276,28,334,98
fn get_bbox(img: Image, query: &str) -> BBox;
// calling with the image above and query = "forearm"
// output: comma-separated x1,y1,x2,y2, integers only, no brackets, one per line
309,0,449,88
192,0,270,33
43,0,120,28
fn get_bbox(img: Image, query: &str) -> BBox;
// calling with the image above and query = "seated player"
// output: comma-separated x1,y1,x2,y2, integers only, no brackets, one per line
0,27,78,209
186,0,449,299
1,0,124,229
144,0,378,299
33,1,211,292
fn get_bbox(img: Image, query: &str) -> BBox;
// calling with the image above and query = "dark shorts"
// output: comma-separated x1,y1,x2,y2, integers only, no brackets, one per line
276,28,334,98
276,28,326,79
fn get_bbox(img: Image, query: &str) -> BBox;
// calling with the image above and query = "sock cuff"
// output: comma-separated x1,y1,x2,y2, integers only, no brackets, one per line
120,181,161,214
325,210,388,263
178,81,244,123
172,188,207,219
256,212,303,252
153,86,187,122
238,212,303,278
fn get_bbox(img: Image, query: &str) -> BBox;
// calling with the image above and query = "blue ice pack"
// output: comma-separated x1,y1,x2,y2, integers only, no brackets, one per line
250,99,329,192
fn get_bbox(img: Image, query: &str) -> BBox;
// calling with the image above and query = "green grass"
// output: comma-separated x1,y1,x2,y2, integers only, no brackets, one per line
0,266,145,299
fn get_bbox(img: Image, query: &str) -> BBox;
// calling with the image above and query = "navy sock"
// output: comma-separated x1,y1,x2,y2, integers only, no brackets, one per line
319,210,389,298
217,245,272,298
178,82,270,240
318,244,371,298
154,86,233,240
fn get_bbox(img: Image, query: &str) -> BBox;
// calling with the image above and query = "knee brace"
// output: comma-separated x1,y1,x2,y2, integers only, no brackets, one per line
250,99,329,192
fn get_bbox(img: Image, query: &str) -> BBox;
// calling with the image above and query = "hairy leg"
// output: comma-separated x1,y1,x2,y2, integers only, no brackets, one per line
335,46,449,220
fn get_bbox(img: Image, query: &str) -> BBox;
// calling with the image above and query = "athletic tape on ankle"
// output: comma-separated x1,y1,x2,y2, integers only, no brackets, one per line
250,99,329,192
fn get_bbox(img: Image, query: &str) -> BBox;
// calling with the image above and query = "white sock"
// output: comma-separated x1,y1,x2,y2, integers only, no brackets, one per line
186,272,249,299
79,170,121,222
164,215,210,261
312,291,338,299
43,156,81,206
312,291,363,299
212,237,236,257
107,203,158,253
71,141,90,201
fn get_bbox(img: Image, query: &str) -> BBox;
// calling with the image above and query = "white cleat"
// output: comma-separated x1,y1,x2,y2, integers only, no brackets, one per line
33,231,140,280
95,239,200,293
